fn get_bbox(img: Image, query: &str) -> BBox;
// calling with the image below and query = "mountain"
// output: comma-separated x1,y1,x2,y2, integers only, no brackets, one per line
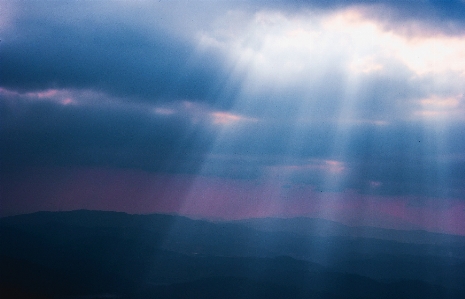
1,210,464,298
235,217,465,245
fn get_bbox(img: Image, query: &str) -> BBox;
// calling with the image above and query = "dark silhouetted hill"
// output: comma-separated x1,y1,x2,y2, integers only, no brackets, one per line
1,210,464,298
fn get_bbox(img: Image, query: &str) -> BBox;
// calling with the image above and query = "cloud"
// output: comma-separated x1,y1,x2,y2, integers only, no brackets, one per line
2,1,464,121
198,6,465,124
1,0,465,202
0,89,218,173
4,85,465,197
0,2,238,108
412,94,465,121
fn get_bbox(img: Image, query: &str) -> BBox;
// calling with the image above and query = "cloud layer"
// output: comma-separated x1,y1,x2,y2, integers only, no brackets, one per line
2,1,465,230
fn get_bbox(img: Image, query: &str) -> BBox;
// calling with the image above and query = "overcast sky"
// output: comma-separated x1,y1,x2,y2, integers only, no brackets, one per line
1,0,465,234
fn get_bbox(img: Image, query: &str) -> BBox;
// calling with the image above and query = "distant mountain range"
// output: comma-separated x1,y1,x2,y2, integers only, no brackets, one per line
234,216,465,245
1,210,465,298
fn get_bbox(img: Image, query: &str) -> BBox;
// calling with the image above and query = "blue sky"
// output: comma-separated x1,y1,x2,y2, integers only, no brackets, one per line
1,0,465,234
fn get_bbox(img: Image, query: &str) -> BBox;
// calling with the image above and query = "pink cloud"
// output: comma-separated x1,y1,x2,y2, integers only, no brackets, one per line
31,89,59,99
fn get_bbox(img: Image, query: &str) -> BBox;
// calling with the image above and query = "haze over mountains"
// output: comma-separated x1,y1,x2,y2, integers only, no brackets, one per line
1,210,464,298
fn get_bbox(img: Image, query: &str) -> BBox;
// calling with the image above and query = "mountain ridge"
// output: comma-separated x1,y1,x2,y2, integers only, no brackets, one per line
4,209,464,247
2,209,465,298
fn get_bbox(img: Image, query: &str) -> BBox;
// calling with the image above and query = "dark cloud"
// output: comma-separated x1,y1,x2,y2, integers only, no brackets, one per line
280,0,465,22
1,0,462,115
0,6,238,107
249,1,465,38
2,0,464,104
0,95,218,174
2,90,465,198
1,0,465,201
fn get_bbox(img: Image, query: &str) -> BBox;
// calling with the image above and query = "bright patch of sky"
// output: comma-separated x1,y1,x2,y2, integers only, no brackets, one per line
197,7,465,123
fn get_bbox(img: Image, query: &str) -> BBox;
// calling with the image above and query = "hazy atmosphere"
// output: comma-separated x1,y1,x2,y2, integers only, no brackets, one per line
2,0,465,235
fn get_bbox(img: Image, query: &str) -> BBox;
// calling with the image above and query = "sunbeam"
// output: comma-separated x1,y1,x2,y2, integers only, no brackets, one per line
2,1,465,298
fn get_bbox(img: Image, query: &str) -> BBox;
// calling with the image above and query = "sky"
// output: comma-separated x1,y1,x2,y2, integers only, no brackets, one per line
1,0,465,235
